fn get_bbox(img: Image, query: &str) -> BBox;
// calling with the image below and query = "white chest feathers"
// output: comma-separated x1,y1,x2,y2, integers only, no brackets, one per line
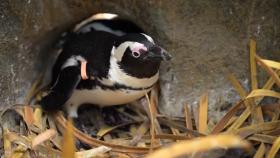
63,48,159,117
64,70,158,117
65,87,152,117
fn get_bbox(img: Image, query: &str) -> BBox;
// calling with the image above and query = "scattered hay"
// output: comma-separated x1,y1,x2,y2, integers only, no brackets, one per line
1,39,280,158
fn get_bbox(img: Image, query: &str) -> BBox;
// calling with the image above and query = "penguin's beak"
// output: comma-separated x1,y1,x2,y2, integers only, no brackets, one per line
145,45,172,61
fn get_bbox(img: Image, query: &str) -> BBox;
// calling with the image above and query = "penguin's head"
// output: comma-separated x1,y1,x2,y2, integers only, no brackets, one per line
111,33,171,78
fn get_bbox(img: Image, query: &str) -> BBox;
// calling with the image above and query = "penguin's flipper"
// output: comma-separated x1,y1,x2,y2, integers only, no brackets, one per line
40,66,81,112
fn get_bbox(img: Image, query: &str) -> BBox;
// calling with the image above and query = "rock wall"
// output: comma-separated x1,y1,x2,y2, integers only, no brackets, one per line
0,0,280,123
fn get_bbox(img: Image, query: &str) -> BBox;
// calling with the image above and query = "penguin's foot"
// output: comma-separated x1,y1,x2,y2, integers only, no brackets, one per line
65,103,79,118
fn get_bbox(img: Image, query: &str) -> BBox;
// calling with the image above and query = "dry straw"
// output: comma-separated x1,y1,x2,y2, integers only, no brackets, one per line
2,39,280,157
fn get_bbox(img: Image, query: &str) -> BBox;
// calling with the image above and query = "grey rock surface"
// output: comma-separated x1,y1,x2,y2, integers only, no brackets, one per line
0,0,97,107
0,0,280,125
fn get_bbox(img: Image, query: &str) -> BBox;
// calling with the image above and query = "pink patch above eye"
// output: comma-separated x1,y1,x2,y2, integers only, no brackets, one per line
131,43,148,54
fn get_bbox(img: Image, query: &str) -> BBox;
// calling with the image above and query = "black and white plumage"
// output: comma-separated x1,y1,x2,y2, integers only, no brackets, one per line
40,17,171,117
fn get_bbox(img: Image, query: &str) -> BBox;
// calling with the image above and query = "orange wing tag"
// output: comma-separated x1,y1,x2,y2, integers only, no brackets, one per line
81,61,88,80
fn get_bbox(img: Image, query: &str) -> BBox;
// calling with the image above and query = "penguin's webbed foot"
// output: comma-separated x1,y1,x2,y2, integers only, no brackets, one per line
66,104,79,118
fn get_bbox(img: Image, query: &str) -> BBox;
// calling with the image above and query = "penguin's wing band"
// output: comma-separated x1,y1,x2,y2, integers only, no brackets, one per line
81,61,89,80
40,66,81,111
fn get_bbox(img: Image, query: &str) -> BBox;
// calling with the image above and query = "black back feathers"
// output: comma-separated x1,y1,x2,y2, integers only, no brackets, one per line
40,17,163,113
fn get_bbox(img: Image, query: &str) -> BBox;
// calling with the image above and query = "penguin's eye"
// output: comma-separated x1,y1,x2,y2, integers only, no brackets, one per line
132,51,141,58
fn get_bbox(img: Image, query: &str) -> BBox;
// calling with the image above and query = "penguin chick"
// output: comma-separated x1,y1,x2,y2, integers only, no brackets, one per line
40,19,171,117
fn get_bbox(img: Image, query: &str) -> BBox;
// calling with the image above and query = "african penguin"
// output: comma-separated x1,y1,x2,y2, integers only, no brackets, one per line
40,18,171,117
